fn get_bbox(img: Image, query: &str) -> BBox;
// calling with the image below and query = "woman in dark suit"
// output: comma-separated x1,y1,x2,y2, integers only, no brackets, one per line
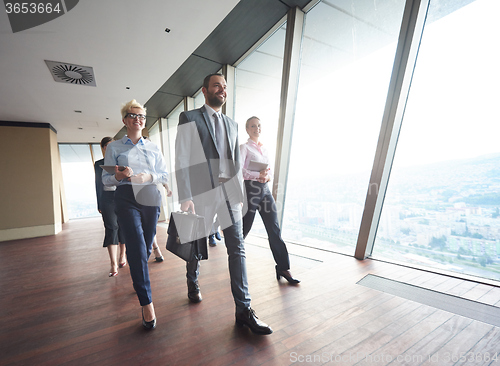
240,116,300,284
94,137,126,277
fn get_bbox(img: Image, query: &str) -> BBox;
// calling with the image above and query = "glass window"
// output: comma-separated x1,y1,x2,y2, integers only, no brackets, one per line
91,143,102,162
148,120,161,147
164,102,184,213
281,0,406,254
234,23,286,237
235,24,285,165
59,144,99,219
372,0,500,281
194,90,205,109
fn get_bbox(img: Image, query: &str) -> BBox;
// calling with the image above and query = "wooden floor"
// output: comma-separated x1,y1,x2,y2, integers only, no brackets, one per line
1,218,499,366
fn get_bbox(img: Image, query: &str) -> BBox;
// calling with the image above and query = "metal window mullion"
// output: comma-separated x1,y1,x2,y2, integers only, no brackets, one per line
88,143,95,163
273,6,305,227
184,96,194,113
355,0,430,260
222,65,236,119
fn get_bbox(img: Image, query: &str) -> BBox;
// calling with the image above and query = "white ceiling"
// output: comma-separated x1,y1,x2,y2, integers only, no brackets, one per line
0,0,239,143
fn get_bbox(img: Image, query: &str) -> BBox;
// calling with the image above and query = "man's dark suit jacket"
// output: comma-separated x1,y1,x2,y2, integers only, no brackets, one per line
175,105,244,207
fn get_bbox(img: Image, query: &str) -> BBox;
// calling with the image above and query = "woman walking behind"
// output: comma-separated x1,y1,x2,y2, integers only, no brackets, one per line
240,116,300,284
94,137,126,277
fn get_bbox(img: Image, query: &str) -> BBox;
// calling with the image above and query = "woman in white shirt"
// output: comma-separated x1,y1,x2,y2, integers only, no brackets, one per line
102,100,169,330
240,116,300,284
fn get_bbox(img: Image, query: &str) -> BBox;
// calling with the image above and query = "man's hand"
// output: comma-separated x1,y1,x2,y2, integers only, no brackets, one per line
129,173,152,184
181,200,195,214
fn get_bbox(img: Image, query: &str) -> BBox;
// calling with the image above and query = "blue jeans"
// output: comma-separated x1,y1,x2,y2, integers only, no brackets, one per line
115,185,160,306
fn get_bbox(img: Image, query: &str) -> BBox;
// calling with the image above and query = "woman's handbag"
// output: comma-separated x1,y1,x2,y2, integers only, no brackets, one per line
166,212,208,262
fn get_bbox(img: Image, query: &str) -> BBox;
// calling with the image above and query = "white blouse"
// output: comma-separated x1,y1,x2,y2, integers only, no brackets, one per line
239,138,273,182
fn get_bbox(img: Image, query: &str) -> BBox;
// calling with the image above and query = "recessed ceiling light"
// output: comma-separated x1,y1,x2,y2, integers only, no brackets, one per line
126,86,130,90
74,110,82,113
165,28,171,33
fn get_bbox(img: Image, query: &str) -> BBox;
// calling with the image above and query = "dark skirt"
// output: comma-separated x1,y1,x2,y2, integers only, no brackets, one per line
100,191,124,247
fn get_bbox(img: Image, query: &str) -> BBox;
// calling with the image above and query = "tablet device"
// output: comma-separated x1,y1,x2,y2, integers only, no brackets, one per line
101,165,126,173
247,160,268,172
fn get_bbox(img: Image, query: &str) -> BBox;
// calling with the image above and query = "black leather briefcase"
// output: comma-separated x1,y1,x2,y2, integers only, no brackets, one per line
166,212,208,262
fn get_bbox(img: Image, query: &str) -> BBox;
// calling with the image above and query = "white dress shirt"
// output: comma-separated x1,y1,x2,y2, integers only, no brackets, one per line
239,138,273,181
102,135,169,187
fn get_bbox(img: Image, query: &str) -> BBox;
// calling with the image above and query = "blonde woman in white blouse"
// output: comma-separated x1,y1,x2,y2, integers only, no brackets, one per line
240,116,300,284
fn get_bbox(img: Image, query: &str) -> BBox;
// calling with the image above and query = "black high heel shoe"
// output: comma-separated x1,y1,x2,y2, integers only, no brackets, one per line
276,266,300,284
142,308,156,330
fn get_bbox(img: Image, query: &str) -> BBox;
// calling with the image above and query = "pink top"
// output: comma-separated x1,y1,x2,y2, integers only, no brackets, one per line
240,138,273,181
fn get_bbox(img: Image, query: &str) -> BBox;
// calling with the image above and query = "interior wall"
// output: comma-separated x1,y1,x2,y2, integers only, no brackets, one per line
0,123,66,241
50,131,68,226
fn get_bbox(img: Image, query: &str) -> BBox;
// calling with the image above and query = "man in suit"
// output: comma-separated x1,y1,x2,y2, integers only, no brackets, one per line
175,73,272,335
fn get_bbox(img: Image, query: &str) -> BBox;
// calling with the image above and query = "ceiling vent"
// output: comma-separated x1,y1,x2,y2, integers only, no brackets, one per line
45,60,97,86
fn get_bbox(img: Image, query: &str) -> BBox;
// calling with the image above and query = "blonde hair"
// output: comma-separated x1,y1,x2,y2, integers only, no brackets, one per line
121,99,146,119
245,116,260,129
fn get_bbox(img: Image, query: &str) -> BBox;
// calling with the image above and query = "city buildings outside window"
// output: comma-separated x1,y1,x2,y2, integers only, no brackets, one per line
372,0,500,281
281,0,406,255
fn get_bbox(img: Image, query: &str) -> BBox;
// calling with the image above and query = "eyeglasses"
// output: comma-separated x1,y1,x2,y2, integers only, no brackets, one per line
126,113,146,121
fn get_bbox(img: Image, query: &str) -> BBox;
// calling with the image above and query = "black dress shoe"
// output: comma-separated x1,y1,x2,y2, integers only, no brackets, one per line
187,280,202,303
142,309,156,330
209,234,217,247
215,231,222,241
235,307,273,335
276,266,300,284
